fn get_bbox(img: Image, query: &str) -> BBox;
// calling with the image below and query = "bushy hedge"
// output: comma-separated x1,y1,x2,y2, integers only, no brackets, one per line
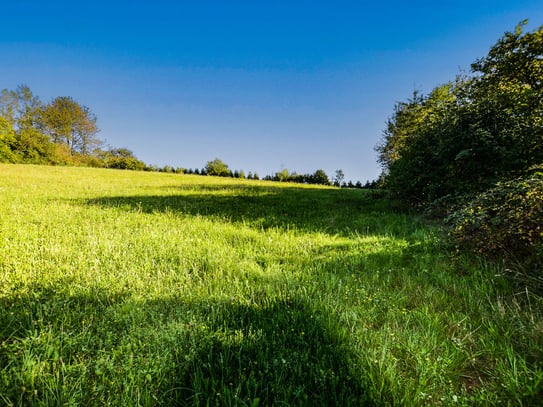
105,156,147,171
446,167,543,278
377,23,543,206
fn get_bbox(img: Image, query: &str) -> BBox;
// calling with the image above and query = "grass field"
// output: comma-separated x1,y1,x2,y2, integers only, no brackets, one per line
1,164,542,406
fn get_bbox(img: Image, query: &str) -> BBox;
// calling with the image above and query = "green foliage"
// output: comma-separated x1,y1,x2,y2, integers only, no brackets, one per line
270,168,332,185
0,115,16,162
105,156,147,171
0,85,56,163
97,147,147,171
333,169,345,187
205,158,231,176
13,126,56,163
0,85,109,166
310,169,331,185
447,168,543,279
39,96,100,155
0,88,151,170
0,85,42,130
375,22,543,289
375,89,427,172
106,147,137,159
377,22,543,205
274,168,290,182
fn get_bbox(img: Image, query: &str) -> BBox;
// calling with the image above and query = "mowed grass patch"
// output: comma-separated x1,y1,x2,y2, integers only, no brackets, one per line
1,164,542,406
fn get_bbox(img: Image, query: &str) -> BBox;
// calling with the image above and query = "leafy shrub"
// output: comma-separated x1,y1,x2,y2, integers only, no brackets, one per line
81,154,105,168
48,143,76,165
447,167,543,278
423,194,474,220
0,141,15,162
105,156,146,171
0,116,17,162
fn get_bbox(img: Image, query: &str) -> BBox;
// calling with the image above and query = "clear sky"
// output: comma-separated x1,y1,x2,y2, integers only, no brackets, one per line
2,1,542,182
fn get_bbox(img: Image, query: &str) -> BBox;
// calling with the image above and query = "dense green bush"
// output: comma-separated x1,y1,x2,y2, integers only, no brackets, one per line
105,156,147,171
205,158,231,177
374,22,543,290
446,167,543,278
0,116,17,162
377,22,543,206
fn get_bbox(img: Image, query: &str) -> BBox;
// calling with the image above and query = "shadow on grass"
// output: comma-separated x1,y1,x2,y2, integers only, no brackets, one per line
83,184,413,238
167,295,372,406
0,283,374,406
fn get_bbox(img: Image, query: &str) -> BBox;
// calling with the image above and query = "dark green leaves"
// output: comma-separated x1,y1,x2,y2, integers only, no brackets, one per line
377,22,543,206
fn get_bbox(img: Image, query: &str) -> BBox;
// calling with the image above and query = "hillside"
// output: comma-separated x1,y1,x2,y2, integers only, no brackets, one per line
0,164,541,405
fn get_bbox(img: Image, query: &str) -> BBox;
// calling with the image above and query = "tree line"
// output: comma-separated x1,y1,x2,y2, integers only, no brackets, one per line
0,86,148,170
376,21,542,281
179,158,371,188
0,90,369,187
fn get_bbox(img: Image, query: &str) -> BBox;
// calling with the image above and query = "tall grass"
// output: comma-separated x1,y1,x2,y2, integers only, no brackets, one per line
1,164,541,405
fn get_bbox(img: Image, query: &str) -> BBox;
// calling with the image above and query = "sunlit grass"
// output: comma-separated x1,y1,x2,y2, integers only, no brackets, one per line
1,164,542,405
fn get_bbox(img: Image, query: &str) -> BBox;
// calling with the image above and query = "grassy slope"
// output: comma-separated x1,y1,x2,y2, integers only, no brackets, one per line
0,164,541,406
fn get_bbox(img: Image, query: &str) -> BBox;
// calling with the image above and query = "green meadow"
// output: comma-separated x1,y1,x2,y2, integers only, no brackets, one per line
0,164,541,406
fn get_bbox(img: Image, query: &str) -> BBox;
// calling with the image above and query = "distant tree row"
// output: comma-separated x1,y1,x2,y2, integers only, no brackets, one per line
185,159,334,186
261,168,331,185
176,158,260,179
160,158,370,188
260,168,370,188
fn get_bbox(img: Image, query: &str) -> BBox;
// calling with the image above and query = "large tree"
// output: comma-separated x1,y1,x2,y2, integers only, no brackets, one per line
333,169,345,187
309,169,331,185
205,158,231,177
39,96,100,155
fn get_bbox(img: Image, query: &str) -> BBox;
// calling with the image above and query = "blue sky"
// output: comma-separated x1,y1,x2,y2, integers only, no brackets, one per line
2,1,542,182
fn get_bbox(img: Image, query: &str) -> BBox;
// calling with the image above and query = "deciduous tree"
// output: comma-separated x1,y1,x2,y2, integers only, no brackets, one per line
333,169,345,187
205,158,230,176
39,96,100,155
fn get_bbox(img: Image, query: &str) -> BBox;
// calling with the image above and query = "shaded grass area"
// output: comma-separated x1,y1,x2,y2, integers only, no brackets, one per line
1,284,369,406
84,185,414,238
1,164,542,405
